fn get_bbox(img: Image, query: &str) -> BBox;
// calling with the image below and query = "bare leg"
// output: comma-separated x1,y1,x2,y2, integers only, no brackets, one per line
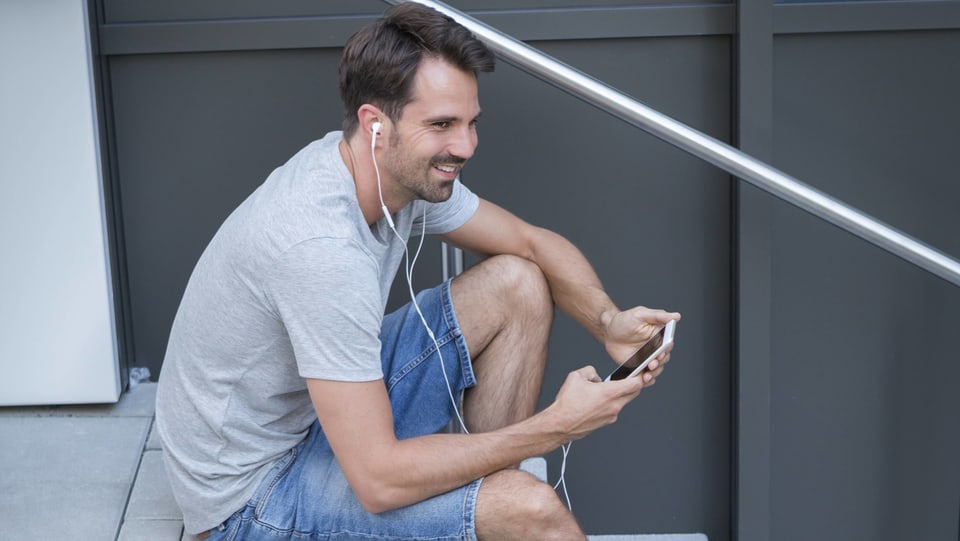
450,255,553,433
475,469,587,541
451,256,579,539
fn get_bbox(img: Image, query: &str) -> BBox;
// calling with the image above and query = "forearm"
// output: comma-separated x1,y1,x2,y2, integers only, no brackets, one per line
366,362,645,511
358,409,567,512
442,201,619,344
525,226,619,343
523,227,679,365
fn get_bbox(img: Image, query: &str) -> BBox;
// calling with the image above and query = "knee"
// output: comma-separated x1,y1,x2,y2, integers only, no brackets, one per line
483,255,552,315
513,475,570,526
478,470,579,540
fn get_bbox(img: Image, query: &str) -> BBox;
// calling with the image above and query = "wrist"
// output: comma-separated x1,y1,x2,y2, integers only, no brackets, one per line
522,405,572,449
597,307,618,343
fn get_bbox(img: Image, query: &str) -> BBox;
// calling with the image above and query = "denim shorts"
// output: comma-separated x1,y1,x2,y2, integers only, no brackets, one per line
208,280,482,541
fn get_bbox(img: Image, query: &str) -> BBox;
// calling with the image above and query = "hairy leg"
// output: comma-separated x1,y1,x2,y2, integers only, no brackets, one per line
450,255,554,433
475,469,586,541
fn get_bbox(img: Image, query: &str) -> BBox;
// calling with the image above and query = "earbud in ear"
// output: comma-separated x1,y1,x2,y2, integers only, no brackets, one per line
371,121,382,134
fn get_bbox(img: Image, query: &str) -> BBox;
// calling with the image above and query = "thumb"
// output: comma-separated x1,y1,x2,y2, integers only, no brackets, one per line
576,365,602,383
659,311,682,323
607,372,646,396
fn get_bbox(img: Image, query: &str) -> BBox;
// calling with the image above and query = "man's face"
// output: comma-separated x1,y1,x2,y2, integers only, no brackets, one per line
379,57,481,204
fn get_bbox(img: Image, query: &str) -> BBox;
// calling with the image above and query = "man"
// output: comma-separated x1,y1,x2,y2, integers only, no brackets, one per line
156,4,680,540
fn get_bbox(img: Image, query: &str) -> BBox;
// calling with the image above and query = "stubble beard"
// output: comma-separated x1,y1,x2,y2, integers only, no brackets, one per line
384,142,463,204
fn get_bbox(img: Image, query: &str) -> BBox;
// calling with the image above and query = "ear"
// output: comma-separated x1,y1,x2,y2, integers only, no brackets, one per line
357,104,385,140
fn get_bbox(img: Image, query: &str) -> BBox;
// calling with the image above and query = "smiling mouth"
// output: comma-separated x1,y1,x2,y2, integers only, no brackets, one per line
432,155,467,176
434,164,459,174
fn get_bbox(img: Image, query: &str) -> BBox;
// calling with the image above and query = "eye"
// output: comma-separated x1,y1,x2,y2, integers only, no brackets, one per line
432,121,451,129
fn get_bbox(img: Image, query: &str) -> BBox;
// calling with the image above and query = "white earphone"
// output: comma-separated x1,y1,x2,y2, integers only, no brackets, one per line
370,121,393,228
367,118,469,434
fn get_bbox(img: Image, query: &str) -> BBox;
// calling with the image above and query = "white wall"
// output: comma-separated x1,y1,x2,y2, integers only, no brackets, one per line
0,0,120,404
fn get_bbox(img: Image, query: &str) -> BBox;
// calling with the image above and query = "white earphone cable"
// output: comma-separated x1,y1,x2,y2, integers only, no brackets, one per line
370,125,469,434
554,442,573,511
369,125,569,499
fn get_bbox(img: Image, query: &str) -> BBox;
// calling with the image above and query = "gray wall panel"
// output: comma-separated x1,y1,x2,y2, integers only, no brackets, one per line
110,49,344,374
103,0,727,24
98,6,735,56
773,30,960,255
771,30,960,540
103,0,381,23
734,1,774,539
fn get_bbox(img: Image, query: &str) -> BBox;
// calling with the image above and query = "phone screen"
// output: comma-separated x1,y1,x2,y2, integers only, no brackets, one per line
607,326,666,381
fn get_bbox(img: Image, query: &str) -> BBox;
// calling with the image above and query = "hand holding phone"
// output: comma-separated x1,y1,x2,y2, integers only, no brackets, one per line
604,319,676,381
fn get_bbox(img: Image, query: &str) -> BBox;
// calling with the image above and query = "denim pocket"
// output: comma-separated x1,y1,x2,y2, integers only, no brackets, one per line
252,443,302,521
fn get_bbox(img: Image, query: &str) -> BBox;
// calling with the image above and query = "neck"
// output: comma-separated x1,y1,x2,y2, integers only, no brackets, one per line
340,135,390,226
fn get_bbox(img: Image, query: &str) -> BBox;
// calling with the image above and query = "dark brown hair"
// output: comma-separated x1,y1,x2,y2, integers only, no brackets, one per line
339,3,495,137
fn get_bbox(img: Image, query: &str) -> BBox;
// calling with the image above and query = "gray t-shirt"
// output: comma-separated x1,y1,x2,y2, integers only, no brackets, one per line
155,131,479,533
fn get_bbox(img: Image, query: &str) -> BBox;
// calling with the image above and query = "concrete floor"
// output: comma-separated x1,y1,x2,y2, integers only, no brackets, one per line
0,383,194,541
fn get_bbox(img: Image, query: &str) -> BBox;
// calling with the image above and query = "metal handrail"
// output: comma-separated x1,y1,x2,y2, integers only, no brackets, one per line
384,0,960,287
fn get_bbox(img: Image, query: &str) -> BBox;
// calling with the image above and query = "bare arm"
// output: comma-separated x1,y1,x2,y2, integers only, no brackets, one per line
441,199,680,363
307,365,642,513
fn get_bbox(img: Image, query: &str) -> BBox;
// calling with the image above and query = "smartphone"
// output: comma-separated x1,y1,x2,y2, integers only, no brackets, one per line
604,319,676,381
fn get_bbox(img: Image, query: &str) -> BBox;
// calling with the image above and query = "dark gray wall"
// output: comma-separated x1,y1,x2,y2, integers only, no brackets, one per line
94,1,960,539
767,29,960,541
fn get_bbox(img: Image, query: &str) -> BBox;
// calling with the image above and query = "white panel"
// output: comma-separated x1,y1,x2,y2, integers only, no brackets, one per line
0,0,120,404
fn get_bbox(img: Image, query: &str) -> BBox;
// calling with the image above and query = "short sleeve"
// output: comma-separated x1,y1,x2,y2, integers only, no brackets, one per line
264,237,384,381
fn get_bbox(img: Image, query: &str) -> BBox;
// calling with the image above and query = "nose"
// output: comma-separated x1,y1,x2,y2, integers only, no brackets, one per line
448,125,477,161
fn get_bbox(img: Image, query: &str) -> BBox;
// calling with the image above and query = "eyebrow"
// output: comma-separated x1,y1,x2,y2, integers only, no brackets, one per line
424,111,483,125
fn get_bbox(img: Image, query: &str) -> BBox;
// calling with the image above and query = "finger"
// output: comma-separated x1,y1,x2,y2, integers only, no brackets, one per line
578,365,602,382
662,311,682,322
608,384,644,409
647,346,672,371
607,374,645,396
645,365,665,379
653,342,675,366
636,308,680,324
652,351,671,368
